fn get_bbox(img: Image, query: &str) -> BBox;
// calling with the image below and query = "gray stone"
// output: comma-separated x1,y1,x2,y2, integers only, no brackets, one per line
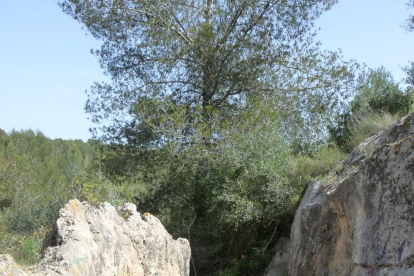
289,113,414,276
264,237,290,276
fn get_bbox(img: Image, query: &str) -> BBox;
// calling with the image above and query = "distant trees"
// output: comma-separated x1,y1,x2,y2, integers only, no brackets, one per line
330,67,414,152
403,1,414,91
0,131,118,264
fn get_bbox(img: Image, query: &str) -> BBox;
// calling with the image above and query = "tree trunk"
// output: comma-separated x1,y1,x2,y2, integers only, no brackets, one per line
202,0,214,125
206,0,213,24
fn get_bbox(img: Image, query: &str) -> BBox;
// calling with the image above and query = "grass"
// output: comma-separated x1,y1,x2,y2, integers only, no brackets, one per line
288,144,345,189
345,111,400,151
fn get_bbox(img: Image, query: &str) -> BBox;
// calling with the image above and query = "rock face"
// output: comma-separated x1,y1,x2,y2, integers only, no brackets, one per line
0,200,190,276
289,113,414,276
264,237,290,276
0,255,36,276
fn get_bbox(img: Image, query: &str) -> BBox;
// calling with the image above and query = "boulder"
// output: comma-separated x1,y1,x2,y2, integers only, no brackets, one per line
289,112,414,275
1,200,190,276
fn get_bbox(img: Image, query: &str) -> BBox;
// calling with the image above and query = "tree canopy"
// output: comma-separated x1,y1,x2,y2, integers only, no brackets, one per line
59,0,357,147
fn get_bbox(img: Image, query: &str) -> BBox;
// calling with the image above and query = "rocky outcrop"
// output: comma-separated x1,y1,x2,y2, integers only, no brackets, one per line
288,113,414,276
0,255,36,276
0,200,190,276
264,237,290,276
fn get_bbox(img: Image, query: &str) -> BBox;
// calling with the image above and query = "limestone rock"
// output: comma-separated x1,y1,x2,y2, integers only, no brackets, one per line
1,200,190,276
289,112,414,276
0,255,35,276
264,237,290,276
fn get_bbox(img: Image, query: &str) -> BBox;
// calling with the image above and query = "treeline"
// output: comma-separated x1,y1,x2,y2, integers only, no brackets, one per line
0,131,121,264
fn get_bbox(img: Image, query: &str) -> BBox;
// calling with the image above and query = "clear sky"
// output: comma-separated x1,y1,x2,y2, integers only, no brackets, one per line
0,0,413,141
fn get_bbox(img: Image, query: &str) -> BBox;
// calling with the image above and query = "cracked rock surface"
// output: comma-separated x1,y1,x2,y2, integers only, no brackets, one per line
1,200,190,276
288,113,414,276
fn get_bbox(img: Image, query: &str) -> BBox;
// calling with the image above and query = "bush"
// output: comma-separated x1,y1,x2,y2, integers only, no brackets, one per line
213,117,295,228
288,144,345,189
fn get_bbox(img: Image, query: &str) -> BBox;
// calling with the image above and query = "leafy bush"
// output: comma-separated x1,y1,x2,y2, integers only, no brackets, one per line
214,117,295,228
14,236,42,265
125,100,299,275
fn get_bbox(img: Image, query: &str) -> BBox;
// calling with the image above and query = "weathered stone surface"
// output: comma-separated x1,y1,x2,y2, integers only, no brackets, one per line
264,237,290,276
0,255,36,276
289,113,414,276
1,200,190,276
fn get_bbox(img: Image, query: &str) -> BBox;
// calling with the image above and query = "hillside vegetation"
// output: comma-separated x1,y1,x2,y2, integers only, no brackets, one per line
0,131,126,264
1,66,412,274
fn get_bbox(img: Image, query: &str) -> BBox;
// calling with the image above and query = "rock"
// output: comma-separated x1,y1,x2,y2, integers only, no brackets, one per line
0,255,35,276
289,113,414,276
264,237,290,276
1,200,190,276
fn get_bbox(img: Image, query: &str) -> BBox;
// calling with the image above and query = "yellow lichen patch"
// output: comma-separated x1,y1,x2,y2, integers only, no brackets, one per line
68,200,82,211
143,212,151,217
59,199,83,217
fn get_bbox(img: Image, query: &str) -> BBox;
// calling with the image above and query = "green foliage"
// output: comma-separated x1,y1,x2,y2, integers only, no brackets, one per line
14,236,42,265
57,1,361,275
0,130,124,264
58,0,358,148
330,67,414,152
353,67,412,114
343,111,400,151
288,144,345,189
404,61,414,87
0,223,52,266
215,246,273,276
213,113,294,227
114,99,296,275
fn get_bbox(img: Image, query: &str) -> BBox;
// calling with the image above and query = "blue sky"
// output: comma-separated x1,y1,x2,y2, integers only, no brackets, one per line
0,0,413,141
